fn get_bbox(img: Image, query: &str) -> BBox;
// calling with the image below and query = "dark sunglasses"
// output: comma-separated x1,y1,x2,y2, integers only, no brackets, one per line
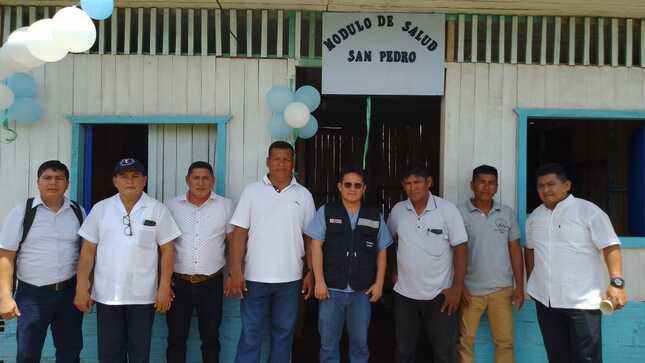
342,182,364,189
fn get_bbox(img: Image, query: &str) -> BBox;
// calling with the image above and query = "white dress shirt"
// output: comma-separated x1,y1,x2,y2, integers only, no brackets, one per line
387,194,468,300
166,192,234,275
526,195,620,309
230,175,316,283
79,193,181,305
0,197,85,286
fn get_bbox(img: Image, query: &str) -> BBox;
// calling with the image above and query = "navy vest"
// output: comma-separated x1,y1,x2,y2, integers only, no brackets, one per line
323,202,380,291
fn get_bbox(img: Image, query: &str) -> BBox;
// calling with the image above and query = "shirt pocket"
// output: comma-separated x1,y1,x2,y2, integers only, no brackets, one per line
556,222,591,253
421,230,450,257
136,225,157,250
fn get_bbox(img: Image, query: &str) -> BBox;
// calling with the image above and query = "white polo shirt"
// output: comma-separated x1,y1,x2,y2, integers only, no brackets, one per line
166,192,234,275
387,194,468,300
79,193,181,305
526,194,620,310
0,197,85,286
230,175,315,283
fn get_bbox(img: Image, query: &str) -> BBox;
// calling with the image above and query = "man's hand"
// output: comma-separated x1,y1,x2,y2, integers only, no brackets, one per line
155,284,173,313
606,285,627,311
74,287,94,313
224,271,246,298
512,286,525,310
441,284,463,315
0,296,20,320
461,286,472,306
366,282,384,302
315,280,330,300
301,271,314,299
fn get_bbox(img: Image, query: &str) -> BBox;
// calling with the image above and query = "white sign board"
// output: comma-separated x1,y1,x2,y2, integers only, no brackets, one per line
322,13,445,95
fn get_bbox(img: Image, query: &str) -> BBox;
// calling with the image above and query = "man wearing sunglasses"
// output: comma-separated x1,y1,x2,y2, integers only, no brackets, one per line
305,165,392,363
74,158,181,363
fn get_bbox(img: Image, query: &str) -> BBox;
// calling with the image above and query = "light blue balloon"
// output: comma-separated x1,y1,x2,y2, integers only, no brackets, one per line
81,0,114,20
8,97,43,123
7,73,37,97
295,85,321,112
267,112,292,139
298,115,318,139
266,85,294,113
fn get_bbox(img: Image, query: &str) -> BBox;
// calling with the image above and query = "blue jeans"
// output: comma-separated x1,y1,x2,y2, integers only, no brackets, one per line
96,303,156,363
15,279,83,363
235,280,301,363
318,290,371,363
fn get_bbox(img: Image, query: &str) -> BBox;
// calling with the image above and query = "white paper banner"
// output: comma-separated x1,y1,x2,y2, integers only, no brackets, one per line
322,13,445,95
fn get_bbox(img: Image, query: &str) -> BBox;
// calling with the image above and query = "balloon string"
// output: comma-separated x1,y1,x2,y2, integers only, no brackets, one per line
362,96,372,169
2,118,17,143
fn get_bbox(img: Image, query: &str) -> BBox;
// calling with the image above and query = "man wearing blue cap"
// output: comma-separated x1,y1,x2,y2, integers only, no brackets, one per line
74,158,181,363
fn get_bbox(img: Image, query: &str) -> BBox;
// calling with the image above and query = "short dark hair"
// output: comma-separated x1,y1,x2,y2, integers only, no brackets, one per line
535,162,569,182
338,164,366,184
187,161,214,176
401,164,431,181
472,164,498,181
268,141,294,158
37,160,69,180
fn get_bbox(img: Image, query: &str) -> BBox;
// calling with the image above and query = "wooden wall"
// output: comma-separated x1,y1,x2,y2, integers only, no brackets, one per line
442,62,645,301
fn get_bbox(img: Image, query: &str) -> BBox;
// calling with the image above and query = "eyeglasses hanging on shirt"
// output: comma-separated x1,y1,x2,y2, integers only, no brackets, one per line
123,215,132,236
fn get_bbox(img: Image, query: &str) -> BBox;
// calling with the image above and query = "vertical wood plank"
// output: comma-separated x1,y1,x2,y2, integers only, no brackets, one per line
243,60,260,184
215,59,231,189
111,7,118,55
598,18,605,66
540,16,547,65
201,9,208,56
162,8,170,54
101,55,116,114
150,8,157,55
485,15,492,63
188,9,195,56
2,7,11,44
199,57,216,166
137,8,143,54
583,17,590,65
28,6,35,24
641,20,645,67
499,16,505,63
442,63,461,200
15,6,22,28
500,64,518,206
128,55,144,115
124,8,131,54
457,63,475,203
228,60,245,198
569,17,576,65
446,19,455,62
525,16,533,64
277,10,284,57
115,56,130,115
230,9,237,56
612,18,619,66
175,8,182,56
98,20,105,54
457,14,465,62
308,12,316,58
511,16,518,64
261,10,268,57
143,56,159,197
295,11,302,59
554,17,561,65
246,9,253,57
471,15,478,63
626,19,633,67
215,8,223,56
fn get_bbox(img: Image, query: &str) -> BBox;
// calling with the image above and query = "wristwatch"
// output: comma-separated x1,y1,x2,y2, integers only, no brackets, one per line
609,277,625,289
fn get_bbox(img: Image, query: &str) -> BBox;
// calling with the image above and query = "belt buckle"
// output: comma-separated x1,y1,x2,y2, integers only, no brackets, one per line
53,282,62,291
189,275,197,284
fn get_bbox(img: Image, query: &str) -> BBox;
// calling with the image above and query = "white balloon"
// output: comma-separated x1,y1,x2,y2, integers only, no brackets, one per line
284,102,311,128
0,46,30,75
5,28,45,69
0,84,15,110
53,7,97,53
0,61,15,81
27,19,68,62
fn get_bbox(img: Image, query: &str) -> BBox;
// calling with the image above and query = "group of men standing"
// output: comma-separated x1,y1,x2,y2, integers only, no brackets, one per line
0,140,628,363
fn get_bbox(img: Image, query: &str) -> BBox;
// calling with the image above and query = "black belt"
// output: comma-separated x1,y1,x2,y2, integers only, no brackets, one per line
18,276,76,292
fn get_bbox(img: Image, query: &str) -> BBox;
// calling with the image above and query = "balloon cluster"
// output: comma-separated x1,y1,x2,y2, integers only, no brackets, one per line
266,85,321,139
0,1,113,122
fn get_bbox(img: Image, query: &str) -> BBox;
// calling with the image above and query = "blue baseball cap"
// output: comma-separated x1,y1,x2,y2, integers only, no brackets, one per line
113,158,146,176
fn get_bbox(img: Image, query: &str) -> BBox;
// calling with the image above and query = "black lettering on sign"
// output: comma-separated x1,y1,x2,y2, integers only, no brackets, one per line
378,50,416,63
348,50,372,62
324,17,374,52
402,21,411,32
401,21,440,52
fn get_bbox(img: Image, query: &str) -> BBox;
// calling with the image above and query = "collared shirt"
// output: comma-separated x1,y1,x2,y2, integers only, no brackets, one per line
166,192,234,275
526,194,620,310
230,175,315,283
304,205,393,292
459,199,520,296
79,192,181,305
387,194,468,300
0,196,85,286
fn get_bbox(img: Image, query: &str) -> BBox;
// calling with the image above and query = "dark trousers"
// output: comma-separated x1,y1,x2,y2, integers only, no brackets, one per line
166,274,224,363
535,300,602,363
394,292,459,363
96,302,156,363
15,279,83,363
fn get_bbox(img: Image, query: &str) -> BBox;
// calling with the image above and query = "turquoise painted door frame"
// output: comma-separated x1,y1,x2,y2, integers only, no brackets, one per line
514,108,645,248
66,115,232,206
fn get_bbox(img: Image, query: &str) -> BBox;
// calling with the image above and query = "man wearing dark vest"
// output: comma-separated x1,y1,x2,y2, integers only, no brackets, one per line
0,160,85,363
305,165,392,363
